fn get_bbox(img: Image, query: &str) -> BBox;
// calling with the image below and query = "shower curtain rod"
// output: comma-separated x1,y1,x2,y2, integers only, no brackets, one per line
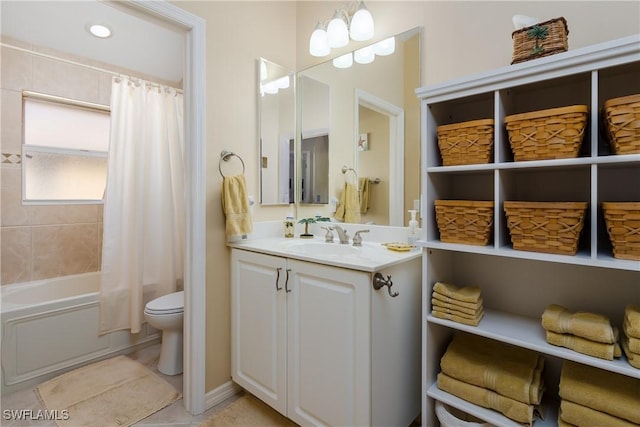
2,42,183,94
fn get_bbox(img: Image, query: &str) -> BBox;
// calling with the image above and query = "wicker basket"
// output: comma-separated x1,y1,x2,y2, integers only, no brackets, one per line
435,200,494,246
602,202,640,261
504,201,588,255
603,93,640,155
511,17,569,64
437,119,494,166
504,105,588,161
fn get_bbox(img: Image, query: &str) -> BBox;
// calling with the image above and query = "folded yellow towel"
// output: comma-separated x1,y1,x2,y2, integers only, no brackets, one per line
560,399,637,427
358,178,370,214
541,304,616,344
440,333,544,404
558,409,578,427
432,308,484,326
432,298,483,317
222,175,253,238
621,334,640,369
433,282,482,304
625,305,640,338
623,321,640,353
334,183,361,223
546,330,620,360
559,361,640,424
437,373,539,425
432,291,484,311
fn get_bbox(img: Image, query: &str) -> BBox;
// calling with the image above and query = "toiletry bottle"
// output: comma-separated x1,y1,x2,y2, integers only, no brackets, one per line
284,215,295,238
408,210,419,245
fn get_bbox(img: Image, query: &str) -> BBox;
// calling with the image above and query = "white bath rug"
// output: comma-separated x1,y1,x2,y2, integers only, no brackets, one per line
36,355,181,427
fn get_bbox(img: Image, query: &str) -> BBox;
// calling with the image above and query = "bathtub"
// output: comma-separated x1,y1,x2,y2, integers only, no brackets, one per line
1,272,159,394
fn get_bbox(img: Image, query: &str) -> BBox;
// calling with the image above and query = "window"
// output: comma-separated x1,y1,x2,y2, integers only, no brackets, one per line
22,94,110,204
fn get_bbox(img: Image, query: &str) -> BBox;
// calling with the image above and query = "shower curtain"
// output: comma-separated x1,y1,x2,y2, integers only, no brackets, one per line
99,76,185,334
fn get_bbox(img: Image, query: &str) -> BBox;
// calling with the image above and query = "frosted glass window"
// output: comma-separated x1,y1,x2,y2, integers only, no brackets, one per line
22,96,110,203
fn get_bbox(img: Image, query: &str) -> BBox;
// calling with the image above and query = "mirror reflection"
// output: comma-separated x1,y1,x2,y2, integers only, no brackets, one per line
258,58,295,205
297,27,421,226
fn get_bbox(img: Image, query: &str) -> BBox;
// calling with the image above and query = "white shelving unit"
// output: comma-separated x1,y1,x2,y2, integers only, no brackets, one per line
417,35,640,426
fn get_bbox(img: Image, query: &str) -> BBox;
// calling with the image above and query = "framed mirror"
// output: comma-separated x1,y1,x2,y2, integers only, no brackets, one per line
296,27,421,226
258,58,295,205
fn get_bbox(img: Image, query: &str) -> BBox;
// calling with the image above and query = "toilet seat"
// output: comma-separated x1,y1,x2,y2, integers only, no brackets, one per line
144,291,184,315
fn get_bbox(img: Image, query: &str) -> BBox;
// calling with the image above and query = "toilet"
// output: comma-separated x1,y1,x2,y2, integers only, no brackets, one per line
144,291,184,375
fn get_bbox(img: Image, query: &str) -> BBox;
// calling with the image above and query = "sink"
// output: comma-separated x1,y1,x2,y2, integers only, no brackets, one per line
285,241,361,257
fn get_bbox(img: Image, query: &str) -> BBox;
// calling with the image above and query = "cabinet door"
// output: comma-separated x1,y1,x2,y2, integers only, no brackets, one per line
231,250,287,415
286,259,371,427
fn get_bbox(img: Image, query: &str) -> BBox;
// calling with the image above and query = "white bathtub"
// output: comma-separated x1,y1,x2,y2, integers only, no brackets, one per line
1,272,159,393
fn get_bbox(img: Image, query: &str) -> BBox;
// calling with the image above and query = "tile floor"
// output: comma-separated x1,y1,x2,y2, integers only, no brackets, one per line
0,344,242,427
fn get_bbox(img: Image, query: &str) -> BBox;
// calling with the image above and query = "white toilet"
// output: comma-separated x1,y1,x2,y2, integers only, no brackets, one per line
144,291,184,375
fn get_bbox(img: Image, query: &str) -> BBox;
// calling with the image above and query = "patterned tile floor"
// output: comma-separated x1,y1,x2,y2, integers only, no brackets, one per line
0,344,241,426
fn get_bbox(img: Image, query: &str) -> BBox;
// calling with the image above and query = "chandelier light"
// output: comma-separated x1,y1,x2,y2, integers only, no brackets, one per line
373,37,395,56
309,1,374,57
354,45,375,64
333,52,353,69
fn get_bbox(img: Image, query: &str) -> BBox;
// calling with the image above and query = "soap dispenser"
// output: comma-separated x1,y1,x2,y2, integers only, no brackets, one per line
408,210,419,245
284,214,295,238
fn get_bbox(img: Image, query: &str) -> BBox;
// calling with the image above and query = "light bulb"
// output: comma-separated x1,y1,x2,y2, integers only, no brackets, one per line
333,52,353,69
309,22,330,57
275,75,290,89
89,24,111,38
374,37,395,56
327,11,349,48
349,2,374,41
354,45,375,64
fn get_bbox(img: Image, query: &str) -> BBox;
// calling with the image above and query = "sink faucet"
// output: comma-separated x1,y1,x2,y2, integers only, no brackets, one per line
352,229,370,247
333,225,349,244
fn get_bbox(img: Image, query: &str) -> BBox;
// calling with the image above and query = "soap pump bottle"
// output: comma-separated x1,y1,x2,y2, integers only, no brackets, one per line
408,210,419,245
284,214,295,238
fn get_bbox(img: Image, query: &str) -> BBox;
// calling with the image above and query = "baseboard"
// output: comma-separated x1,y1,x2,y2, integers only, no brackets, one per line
205,380,242,410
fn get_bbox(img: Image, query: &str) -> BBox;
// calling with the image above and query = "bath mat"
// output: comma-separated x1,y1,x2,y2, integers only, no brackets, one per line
198,394,297,427
35,355,181,427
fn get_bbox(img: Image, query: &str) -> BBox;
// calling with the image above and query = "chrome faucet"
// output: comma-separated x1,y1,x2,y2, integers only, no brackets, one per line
352,229,370,247
333,225,349,244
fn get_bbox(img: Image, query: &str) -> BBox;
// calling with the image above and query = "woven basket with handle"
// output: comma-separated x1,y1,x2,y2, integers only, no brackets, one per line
437,119,494,166
602,202,640,261
603,93,640,155
504,201,588,255
435,200,494,246
505,105,588,161
511,17,568,64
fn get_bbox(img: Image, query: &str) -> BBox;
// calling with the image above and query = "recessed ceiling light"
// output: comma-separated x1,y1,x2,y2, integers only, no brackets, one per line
89,24,111,38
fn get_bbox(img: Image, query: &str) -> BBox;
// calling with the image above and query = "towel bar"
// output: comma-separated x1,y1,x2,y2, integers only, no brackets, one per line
219,150,245,177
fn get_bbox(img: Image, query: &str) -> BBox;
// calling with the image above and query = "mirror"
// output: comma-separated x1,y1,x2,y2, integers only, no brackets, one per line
258,58,295,205
296,27,421,226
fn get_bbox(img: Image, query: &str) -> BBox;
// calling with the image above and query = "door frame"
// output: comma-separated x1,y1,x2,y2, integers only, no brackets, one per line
126,0,207,415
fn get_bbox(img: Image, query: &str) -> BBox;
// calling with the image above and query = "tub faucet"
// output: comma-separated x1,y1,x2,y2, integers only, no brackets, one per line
333,225,349,244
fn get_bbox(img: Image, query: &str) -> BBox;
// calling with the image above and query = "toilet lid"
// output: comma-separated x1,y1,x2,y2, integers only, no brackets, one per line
145,291,184,315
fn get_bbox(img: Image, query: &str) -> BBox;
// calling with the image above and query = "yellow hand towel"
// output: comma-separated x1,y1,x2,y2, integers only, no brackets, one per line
432,306,483,321
359,178,370,214
625,304,640,338
541,304,616,344
546,330,620,360
559,360,640,424
437,373,539,425
433,282,482,304
440,333,544,404
334,183,361,223
560,399,637,427
621,334,640,369
623,321,640,353
558,409,578,427
432,291,484,311
432,308,483,326
432,297,483,317
221,175,253,238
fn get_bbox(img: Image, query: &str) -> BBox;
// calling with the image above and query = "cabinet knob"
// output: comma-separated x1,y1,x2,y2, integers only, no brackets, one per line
373,273,399,298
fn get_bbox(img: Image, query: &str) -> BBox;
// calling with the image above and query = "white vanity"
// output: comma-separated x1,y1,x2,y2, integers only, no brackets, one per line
229,225,422,426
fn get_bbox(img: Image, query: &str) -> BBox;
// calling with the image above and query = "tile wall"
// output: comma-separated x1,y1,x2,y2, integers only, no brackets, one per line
0,37,180,286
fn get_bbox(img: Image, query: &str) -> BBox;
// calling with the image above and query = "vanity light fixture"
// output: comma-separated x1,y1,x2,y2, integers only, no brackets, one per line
89,24,112,38
354,45,375,64
333,52,353,69
373,37,395,56
309,1,374,57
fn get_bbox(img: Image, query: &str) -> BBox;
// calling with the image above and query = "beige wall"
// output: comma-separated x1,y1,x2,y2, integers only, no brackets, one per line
358,106,389,225
177,1,639,394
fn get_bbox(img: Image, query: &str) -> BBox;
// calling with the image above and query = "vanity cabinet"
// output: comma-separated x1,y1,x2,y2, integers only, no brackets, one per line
417,36,640,426
231,247,421,427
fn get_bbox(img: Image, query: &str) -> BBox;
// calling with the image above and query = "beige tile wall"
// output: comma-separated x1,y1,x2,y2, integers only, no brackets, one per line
0,38,178,286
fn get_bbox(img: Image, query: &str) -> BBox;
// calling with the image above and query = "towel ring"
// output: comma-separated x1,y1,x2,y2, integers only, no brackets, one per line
219,150,245,177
